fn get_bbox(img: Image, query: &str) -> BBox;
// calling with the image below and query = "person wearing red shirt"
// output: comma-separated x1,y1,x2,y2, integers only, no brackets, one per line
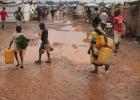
113,9,123,53
0,7,8,29
108,11,114,24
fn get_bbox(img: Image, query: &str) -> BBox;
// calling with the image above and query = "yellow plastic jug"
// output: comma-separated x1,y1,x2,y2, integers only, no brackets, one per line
96,35,105,47
98,47,113,65
5,49,14,64
107,38,113,49
90,31,99,37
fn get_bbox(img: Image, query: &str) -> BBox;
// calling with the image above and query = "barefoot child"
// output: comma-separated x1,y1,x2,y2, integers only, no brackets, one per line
113,9,123,53
35,23,53,64
88,20,110,73
9,26,29,69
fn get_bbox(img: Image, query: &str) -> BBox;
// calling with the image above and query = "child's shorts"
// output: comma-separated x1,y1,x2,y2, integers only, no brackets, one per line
39,42,53,54
114,31,122,44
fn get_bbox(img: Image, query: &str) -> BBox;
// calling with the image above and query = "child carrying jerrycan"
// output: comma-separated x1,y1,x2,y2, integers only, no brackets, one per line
88,21,114,73
7,26,30,69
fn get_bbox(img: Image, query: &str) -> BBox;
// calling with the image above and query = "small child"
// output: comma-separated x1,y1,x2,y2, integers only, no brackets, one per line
35,22,53,64
88,21,109,73
113,9,123,53
9,26,26,69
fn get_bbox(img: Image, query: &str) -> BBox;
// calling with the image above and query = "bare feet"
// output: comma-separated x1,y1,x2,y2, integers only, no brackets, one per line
20,65,24,69
35,60,42,64
90,70,98,73
113,50,118,53
16,63,20,67
105,65,110,71
45,60,51,63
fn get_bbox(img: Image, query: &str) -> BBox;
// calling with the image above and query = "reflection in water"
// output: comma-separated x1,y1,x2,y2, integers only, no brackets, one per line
88,75,106,100
0,65,54,100
0,18,139,100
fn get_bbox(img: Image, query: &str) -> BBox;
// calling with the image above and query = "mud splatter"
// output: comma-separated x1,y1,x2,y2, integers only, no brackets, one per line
72,44,78,49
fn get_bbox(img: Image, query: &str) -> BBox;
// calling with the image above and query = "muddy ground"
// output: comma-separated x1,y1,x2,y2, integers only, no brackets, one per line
0,17,140,100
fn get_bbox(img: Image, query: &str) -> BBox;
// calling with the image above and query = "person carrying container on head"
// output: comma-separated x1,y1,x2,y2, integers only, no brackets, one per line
0,7,8,29
14,7,25,26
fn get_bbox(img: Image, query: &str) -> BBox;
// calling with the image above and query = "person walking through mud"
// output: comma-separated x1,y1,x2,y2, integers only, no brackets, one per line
85,7,100,40
35,23,53,64
88,20,110,73
46,7,49,20
14,7,25,26
50,7,55,21
113,9,123,53
0,7,8,29
9,26,30,69
86,7,92,23
100,9,108,31
92,7,100,28
36,7,43,22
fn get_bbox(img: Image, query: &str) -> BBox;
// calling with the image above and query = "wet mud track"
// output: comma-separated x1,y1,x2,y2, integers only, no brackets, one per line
0,19,140,100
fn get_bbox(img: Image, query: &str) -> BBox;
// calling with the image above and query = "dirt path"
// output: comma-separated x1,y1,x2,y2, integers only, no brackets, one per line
0,18,140,100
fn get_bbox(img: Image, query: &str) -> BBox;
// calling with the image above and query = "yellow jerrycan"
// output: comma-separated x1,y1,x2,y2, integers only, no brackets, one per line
107,38,113,49
98,47,113,65
5,48,14,64
96,35,105,47
90,31,99,37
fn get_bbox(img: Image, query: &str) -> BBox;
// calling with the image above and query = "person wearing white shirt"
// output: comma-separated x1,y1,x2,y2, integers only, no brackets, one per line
100,10,108,31
9,26,26,69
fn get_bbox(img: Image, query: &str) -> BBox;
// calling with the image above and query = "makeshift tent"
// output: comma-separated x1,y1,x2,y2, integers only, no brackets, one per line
85,3,99,7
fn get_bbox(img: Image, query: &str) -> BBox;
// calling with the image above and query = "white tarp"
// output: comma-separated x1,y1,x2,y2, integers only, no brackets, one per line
85,3,99,7
75,5,85,15
2,0,38,3
0,3,31,22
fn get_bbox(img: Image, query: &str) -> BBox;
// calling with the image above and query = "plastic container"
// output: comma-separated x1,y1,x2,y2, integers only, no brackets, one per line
5,49,14,64
107,38,113,49
98,47,113,65
96,35,105,47
90,31,99,37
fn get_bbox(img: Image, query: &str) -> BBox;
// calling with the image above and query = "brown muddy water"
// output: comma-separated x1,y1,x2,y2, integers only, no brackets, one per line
0,19,140,100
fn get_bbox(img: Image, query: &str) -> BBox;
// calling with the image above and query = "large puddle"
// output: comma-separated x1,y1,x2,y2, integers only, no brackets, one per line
0,19,140,100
